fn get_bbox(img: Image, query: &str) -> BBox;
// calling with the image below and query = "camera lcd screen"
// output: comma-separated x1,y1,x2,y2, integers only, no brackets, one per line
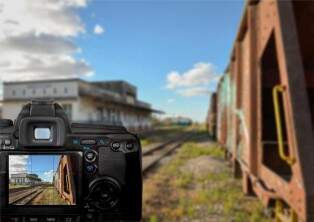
8,154,81,206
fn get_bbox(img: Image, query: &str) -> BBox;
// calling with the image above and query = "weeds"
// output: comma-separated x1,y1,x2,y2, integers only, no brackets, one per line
143,134,270,222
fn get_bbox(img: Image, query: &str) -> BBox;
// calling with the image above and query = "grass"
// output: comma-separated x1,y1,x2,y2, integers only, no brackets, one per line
143,132,271,222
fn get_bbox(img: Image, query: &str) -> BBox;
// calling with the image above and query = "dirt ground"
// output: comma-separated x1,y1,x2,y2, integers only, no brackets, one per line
143,132,271,222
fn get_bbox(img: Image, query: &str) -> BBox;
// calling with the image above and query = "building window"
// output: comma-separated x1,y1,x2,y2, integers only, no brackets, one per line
64,87,68,94
43,89,46,95
22,89,26,96
12,90,16,96
53,88,57,94
62,104,72,120
96,107,103,122
117,111,121,122
32,89,36,95
88,113,93,122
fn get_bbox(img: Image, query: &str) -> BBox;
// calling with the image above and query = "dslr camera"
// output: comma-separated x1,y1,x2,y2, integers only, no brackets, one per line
0,100,142,222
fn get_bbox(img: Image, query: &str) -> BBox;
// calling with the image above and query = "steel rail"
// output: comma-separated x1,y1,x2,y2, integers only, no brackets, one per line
142,132,194,176
9,186,44,205
142,133,188,156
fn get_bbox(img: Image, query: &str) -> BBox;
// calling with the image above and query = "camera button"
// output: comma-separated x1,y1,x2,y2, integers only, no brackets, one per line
85,150,97,162
111,142,120,151
59,216,76,222
8,217,20,222
126,142,134,150
26,217,39,222
86,164,97,174
45,217,57,222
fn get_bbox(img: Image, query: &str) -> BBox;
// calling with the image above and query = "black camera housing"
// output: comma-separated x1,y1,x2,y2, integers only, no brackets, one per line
0,100,142,222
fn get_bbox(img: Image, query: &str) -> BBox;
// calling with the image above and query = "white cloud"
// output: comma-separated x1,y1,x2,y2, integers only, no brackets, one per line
166,62,217,89
43,170,54,182
9,155,29,176
166,62,219,97
178,87,210,97
0,0,87,38
0,0,92,85
94,24,105,35
0,33,78,55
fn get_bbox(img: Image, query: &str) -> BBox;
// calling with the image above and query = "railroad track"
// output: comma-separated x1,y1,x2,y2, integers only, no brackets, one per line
9,186,44,205
142,132,194,176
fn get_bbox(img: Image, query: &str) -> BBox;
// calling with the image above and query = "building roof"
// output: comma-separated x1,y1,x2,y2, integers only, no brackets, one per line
2,78,163,113
3,78,81,85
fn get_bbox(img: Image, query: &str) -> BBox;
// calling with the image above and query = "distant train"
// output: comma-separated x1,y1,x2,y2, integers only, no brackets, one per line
207,0,314,221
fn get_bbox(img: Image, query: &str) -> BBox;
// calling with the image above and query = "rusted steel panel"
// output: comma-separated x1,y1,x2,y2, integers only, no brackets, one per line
208,0,314,220
256,0,277,59
54,155,77,205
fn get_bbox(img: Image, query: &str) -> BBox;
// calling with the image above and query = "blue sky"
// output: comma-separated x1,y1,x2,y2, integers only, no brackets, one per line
9,155,60,183
26,155,60,182
0,0,245,122
76,0,245,122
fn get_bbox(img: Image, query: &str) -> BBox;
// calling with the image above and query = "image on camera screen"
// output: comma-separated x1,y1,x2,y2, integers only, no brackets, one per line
8,154,80,206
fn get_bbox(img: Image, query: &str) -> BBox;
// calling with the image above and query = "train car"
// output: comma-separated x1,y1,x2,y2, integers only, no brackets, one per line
208,0,314,221
53,155,78,205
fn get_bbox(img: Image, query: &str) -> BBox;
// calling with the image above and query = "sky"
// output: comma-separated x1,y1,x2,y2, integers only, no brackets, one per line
9,155,60,182
0,0,245,122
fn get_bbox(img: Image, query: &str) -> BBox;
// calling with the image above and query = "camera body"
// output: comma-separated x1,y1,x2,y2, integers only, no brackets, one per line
0,100,142,222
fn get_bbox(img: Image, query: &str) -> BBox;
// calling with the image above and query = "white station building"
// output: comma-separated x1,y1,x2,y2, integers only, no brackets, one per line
1,79,160,131
10,173,42,185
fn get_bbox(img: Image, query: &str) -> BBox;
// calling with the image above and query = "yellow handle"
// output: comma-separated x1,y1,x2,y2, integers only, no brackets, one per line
272,85,295,165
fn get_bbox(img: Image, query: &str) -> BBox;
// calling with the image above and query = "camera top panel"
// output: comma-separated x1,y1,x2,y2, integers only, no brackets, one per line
68,133,140,154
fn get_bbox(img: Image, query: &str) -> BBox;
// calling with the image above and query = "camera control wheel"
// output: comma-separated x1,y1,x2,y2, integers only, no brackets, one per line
88,177,121,211
84,150,97,162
